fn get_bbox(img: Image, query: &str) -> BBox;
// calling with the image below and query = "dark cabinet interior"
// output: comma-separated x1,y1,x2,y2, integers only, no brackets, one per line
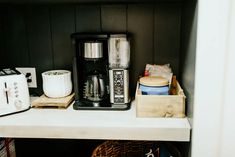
0,0,197,156
14,139,103,157
0,2,183,96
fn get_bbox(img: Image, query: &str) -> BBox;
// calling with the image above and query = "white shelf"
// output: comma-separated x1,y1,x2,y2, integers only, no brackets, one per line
0,99,191,141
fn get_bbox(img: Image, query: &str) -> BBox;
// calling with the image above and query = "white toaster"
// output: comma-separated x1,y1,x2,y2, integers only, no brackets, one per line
0,68,30,116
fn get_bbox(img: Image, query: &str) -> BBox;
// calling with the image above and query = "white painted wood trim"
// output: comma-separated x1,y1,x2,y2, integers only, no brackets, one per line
0,100,191,141
192,0,235,157
220,1,235,156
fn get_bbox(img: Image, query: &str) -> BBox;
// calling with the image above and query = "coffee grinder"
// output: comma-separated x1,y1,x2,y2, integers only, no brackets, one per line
71,33,130,110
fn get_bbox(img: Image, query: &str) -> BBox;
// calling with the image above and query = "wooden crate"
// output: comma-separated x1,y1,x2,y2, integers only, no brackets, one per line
135,81,186,118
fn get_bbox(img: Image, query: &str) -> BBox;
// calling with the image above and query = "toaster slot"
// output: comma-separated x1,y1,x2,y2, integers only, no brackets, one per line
4,82,9,104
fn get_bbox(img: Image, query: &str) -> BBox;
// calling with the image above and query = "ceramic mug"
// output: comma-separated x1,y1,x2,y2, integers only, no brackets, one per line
42,70,72,98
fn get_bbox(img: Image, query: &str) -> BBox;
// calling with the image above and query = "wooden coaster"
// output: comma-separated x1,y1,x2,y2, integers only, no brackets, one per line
32,93,75,109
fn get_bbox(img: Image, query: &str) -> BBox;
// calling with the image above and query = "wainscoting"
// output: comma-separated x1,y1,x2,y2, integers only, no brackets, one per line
0,3,181,95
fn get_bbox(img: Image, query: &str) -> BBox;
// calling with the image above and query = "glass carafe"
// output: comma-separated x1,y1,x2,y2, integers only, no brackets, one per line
83,71,106,102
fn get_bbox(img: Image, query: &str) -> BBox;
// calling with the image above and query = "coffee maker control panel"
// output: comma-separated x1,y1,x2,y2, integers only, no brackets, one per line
109,69,129,104
113,70,124,103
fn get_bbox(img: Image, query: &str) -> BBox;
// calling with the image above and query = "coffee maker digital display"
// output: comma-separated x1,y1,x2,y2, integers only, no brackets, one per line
71,33,131,110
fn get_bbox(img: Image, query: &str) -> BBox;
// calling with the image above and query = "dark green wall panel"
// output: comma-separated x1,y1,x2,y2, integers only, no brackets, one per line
101,4,127,32
127,4,154,95
154,3,181,76
1,6,29,68
51,5,75,70
26,6,53,93
0,7,5,68
76,5,101,32
0,3,182,96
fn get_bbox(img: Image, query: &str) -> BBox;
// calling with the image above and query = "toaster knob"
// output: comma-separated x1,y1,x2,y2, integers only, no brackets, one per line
3,87,10,92
14,99,22,109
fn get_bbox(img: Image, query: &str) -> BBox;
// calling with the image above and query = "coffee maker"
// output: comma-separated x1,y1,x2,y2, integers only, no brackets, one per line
71,33,131,110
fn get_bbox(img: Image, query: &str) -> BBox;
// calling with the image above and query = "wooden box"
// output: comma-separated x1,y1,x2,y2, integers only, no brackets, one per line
135,81,186,118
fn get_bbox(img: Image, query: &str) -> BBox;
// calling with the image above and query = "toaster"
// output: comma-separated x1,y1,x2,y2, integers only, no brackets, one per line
0,68,30,116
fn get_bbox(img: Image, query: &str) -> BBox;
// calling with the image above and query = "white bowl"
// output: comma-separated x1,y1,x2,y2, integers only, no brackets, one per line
42,70,72,98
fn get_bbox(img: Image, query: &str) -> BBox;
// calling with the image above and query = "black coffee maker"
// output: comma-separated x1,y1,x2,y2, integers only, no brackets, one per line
72,33,109,109
71,33,131,110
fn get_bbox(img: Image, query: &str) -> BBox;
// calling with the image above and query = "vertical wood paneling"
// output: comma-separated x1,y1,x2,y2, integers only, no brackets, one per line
0,7,5,68
1,4,183,97
1,6,29,68
26,6,53,94
76,5,101,32
154,3,181,76
127,4,154,95
101,5,127,32
51,5,75,70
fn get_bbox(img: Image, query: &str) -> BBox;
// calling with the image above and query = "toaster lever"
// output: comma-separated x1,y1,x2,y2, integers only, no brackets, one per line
4,82,9,104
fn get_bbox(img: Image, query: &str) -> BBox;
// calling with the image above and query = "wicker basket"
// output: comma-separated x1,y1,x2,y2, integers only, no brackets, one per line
91,140,182,157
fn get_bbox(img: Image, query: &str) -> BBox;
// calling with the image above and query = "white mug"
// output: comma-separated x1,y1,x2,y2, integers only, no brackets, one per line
42,70,72,98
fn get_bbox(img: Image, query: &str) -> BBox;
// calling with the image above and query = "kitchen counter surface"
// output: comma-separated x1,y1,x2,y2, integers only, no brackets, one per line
0,99,191,141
